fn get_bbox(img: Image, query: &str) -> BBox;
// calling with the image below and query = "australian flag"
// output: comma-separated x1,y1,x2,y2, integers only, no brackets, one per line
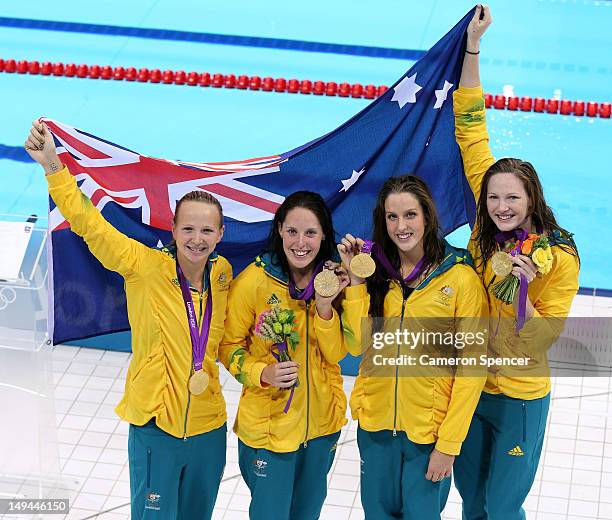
47,10,476,345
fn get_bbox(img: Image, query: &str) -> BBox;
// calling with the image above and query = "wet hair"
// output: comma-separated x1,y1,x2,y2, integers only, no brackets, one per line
265,191,336,277
173,190,224,228
367,175,446,318
474,158,578,273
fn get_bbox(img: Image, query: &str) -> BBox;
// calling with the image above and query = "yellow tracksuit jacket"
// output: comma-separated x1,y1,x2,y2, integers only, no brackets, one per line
218,252,347,453
47,166,232,438
341,242,488,456
453,85,580,400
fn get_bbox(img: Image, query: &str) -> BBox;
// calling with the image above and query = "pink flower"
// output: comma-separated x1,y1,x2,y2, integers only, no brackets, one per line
255,309,271,336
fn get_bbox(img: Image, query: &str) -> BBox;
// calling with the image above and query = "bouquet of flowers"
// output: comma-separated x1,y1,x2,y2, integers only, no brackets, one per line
255,306,300,388
492,233,554,305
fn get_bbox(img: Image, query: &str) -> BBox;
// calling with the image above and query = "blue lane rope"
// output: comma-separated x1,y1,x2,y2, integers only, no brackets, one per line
0,17,426,60
0,144,31,163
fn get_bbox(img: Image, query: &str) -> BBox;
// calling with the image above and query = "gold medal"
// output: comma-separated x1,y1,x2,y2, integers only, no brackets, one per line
350,253,376,278
314,269,340,297
189,370,209,395
491,251,513,277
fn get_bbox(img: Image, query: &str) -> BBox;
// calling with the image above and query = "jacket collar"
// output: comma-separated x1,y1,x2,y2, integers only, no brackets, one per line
255,252,289,285
161,244,219,263
548,229,576,250
161,245,218,291
413,240,474,290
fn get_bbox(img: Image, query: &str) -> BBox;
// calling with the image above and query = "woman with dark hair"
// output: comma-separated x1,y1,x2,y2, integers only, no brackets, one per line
339,175,488,519
219,191,349,520
25,122,231,519
452,6,580,519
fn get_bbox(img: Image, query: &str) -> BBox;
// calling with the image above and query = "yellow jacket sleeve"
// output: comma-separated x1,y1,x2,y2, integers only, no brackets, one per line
218,265,269,389
340,284,370,357
531,249,579,319
313,308,347,365
46,166,152,278
510,247,580,355
436,267,488,455
453,86,496,205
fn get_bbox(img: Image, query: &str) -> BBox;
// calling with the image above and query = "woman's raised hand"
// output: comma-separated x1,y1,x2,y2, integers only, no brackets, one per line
314,261,350,320
466,4,492,51
337,233,366,286
511,254,538,285
24,120,62,174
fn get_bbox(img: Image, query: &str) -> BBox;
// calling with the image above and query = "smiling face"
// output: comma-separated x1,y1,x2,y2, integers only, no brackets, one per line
278,207,324,273
486,172,532,232
172,201,224,268
384,192,425,258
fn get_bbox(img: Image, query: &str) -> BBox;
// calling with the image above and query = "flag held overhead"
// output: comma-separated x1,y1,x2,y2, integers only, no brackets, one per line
46,9,477,345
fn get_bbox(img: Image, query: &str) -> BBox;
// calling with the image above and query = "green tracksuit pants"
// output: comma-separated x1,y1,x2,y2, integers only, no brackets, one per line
357,427,452,520
128,420,226,520
454,392,551,520
238,431,341,520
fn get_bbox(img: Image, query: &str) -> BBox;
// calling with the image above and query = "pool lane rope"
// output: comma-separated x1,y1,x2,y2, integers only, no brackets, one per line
2,58,610,119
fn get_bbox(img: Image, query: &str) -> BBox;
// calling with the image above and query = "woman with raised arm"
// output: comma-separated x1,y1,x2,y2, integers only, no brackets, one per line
25,122,231,520
218,191,349,520
338,175,488,520
452,6,580,519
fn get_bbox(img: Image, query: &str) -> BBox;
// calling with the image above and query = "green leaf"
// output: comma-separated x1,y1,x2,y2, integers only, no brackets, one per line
288,331,300,349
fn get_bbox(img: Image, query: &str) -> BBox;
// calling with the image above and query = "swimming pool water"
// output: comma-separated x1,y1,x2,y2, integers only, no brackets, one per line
1,0,610,290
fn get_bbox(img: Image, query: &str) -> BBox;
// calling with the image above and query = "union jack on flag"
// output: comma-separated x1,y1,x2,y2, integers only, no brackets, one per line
46,9,476,345
46,119,287,232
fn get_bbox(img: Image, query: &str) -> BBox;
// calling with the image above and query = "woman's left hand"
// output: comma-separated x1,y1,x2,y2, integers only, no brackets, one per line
466,4,492,49
315,261,350,320
510,254,538,284
425,448,454,482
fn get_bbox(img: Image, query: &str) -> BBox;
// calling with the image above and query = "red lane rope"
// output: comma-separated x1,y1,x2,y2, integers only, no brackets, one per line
2,58,610,119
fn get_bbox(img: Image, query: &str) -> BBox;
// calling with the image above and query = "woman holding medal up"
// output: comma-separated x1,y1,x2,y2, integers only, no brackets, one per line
452,6,580,519
25,122,231,520
338,175,488,520
219,191,349,520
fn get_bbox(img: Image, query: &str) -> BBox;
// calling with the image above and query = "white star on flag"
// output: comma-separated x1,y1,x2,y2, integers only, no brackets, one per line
339,167,366,192
391,73,422,109
433,80,454,109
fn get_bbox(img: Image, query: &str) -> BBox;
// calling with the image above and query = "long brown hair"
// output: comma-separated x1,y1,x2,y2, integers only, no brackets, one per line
474,158,578,273
367,175,446,318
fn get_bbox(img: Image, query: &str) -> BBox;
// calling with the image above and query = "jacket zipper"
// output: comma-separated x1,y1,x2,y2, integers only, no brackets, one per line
260,268,312,447
393,296,407,436
521,402,527,443
183,289,204,441
303,300,311,448
391,257,449,437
